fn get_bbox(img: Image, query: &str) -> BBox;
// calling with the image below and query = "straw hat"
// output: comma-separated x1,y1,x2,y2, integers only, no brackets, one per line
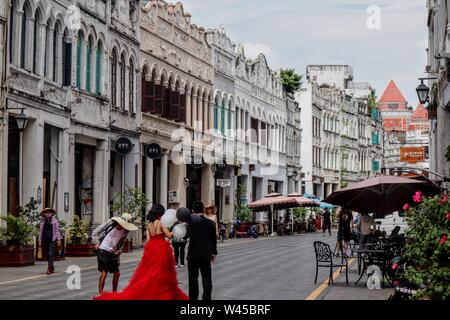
205,203,217,215
40,208,56,217
111,213,138,231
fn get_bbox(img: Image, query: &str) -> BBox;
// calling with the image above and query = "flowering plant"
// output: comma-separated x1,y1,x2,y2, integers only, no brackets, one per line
402,192,450,300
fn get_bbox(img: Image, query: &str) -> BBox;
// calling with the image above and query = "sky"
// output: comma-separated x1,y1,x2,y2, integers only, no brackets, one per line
179,0,428,107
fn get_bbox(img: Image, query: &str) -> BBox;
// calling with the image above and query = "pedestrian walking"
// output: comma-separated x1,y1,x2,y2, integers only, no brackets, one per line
38,208,61,275
336,209,353,256
177,202,217,301
92,213,137,295
352,214,361,243
322,208,332,236
172,223,187,268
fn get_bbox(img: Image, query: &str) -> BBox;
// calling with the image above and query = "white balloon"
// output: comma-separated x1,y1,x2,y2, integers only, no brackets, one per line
161,210,177,228
173,223,187,239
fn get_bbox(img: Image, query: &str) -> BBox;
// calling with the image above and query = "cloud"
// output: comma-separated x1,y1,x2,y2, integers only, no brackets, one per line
179,0,428,105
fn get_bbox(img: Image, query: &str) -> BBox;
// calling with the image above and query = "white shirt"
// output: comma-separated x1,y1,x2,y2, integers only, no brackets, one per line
99,228,125,253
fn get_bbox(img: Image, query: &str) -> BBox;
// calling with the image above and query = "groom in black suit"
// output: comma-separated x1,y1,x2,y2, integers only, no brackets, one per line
177,202,217,300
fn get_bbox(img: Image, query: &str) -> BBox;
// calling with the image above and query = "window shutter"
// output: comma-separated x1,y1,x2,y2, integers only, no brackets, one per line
171,91,180,121
155,84,164,115
95,49,101,94
164,87,171,119
179,94,186,123
141,74,148,113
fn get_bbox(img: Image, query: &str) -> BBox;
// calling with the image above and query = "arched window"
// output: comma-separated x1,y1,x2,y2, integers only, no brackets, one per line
129,59,135,113
62,28,72,86
76,31,84,88
52,22,60,82
20,3,29,69
86,37,93,92
228,102,232,136
214,97,219,130
221,99,225,135
110,49,118,107
9,1,15,63
95,41,102,95
120,53,126,110
33,10,41,73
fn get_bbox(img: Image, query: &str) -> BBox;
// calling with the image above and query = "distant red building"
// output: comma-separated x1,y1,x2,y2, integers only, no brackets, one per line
378,80,412,132
408,103,429,132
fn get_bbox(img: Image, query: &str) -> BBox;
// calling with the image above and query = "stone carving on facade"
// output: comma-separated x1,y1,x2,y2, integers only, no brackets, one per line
10,76,36,95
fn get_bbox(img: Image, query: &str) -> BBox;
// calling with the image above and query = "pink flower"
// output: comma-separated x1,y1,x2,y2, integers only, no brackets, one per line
440,235,447,245
391,263,399,270
403,204,410,211
440,194,449,205
413,191,423,203
446,213,450,219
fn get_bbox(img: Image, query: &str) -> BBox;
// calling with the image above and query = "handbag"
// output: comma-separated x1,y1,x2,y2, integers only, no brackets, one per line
37,245,43,260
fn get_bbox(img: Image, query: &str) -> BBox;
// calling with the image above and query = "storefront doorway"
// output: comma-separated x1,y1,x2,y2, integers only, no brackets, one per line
186,165,202,211
75,144,95,219
7,118,20,216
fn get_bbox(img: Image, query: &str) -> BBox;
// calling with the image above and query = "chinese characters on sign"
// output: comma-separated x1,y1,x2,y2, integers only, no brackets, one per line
400,147,426,164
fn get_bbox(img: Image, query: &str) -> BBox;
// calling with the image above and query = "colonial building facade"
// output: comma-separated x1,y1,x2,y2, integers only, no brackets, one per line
425,0,449,182
298,65,384,200
1,0,141,241
139,1,214,215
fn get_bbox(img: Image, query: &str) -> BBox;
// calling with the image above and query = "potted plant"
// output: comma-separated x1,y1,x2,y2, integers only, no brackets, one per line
110,187,148,252
0,199,41,267
293,208,307,233
0,214,36,267
65,216,96,257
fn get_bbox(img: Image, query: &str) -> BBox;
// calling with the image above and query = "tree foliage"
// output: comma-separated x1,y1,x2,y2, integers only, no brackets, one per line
110,187,149,225
280,69,302,94
403,192,450,300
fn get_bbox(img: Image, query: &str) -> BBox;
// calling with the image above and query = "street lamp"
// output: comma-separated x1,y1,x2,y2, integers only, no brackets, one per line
416,80,430,105
416,77,437,105
14,109,29,132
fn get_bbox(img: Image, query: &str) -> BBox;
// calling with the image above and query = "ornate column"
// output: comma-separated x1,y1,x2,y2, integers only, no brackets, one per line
145,154,154,213
209,101,214,131
203,96,209,131
10,10,22,66
186,89,192,127
198,96,203,131
192,94,198,130
36,21,47,76
46,26,55,80
160,151,169,208
56,31,63,84
93,140,110,226
25,16,35,71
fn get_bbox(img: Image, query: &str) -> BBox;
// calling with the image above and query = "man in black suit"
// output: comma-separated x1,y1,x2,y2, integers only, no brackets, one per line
177,202,217,300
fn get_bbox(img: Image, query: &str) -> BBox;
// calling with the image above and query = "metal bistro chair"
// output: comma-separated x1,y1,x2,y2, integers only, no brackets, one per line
314,241,349,285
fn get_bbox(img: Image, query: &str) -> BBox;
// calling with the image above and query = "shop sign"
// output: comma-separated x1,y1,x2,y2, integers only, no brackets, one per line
400,147,425,163
216,179,231,188
146,143,162,159
115,137,133,156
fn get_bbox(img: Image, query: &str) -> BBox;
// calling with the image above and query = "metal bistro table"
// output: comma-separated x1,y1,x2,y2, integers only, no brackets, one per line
355,247,390,287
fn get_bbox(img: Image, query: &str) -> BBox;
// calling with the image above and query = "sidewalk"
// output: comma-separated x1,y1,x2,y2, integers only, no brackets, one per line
0,236,277,284
314,257,394,300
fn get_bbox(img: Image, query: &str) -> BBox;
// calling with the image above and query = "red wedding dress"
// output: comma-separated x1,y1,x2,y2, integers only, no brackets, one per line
94,233,189,300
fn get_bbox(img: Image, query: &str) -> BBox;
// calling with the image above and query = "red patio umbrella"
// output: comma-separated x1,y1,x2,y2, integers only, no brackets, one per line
248,193,318,212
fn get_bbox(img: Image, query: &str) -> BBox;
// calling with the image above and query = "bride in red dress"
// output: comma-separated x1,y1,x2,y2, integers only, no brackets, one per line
94,205,189,300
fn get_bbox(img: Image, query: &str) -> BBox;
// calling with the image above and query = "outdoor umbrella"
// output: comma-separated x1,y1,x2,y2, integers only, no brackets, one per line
248,193,318,212
324,175,442,218
303,193,335,209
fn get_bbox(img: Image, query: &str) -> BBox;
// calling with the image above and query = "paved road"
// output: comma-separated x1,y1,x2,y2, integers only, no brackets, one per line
0,233,342,300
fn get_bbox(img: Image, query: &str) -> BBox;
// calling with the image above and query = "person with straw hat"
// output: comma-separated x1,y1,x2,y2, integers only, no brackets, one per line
204,203,219,238
38,208,61,275
92,213,138,294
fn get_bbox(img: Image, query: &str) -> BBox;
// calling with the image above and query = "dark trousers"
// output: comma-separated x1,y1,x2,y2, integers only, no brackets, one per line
43,240,56,267
188,258,212,301
323,221,331,235
173,241,186,265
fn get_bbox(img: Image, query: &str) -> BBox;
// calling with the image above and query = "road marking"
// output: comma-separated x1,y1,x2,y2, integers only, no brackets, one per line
304,258,356,301
0,258,141,286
